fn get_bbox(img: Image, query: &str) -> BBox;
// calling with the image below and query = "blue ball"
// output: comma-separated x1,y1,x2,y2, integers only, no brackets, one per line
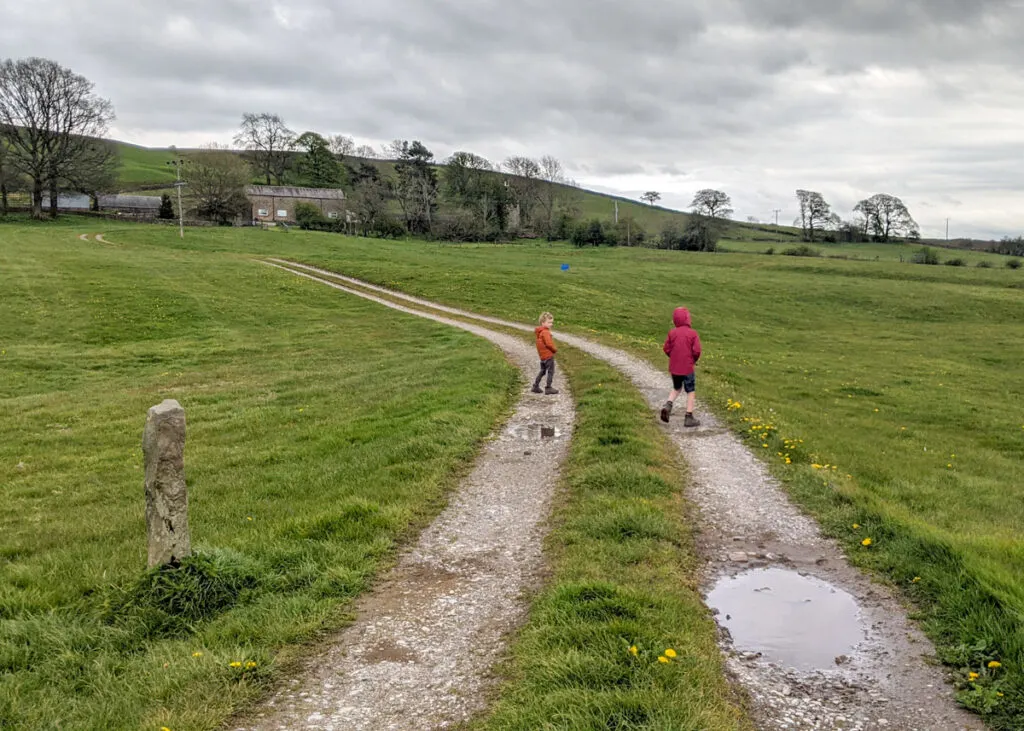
561,264,570,271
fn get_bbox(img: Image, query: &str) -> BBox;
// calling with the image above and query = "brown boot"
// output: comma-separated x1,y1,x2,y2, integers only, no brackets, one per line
684,413,700,428
545,386,560,395
660,401,673,423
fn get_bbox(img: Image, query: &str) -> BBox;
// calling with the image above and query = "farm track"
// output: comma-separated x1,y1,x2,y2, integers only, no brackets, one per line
235,262,574,730
263,259,983,731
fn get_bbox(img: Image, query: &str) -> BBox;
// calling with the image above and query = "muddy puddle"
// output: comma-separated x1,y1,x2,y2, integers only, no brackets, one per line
508,423,562,440
707,568,864,672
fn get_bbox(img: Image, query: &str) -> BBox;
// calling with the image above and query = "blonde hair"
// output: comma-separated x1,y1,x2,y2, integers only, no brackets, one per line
539,312,554,325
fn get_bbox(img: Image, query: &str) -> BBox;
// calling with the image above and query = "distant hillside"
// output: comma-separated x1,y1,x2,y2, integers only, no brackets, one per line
110,140,809,240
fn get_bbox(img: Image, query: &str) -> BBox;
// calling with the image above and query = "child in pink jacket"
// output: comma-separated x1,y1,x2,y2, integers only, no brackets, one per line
660,307,702,426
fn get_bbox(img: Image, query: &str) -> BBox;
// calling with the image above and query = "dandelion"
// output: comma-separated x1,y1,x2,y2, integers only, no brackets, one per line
230,661,242,668
246,661,258,669
968,672,979,682
853,524,861,530
246,516,253,521
947,464,952,469
658,656,670,664
989,661,1002,669
161,727,172,731
192,652,203,658
664,649,677,658
812,464,823,470
912,577,921,584
628,645,638,656
862,538,873,547
874,409,879,412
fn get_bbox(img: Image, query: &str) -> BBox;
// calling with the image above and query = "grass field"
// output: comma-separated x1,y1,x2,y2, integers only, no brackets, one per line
0,221,518,729
115,142,181,189
69,222,1024,725
4,220,1024,727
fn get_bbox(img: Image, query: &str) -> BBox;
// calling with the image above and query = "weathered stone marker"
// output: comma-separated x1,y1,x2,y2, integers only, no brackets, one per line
143,399,191,568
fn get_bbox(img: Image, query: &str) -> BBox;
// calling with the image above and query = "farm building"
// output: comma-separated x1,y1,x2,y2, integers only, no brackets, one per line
98,194,162,218
247,185,346,224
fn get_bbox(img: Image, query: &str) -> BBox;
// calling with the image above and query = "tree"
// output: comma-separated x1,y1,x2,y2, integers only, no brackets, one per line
502,156,543,230
328,134,354,158
854,193,917,242
158,193,174,220
295,131,342,187
690,189,733,219
536,155,568,237
233,113,294,185
61,138,118,212
184,148,251,225
0,57,116,218
794,190,836,243
661,215,723,251
354,144,377,159
442,151,508,240
641,191,661,206
392,140,438,233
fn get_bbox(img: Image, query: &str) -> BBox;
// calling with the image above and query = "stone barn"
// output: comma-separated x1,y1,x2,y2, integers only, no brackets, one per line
246,185,346,224
98,194,162,219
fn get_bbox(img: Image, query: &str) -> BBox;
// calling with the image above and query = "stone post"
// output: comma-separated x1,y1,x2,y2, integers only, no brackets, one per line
143,399,191,568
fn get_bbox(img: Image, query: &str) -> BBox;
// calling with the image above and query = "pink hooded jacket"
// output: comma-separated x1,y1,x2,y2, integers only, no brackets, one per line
663,307,702,376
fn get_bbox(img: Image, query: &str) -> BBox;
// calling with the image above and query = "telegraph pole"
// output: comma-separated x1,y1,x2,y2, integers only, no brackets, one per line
945,218,949,242
773,209,781,226
167,158,185,239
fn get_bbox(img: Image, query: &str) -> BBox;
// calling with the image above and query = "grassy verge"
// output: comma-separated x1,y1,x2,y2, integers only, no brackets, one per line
0,224,517,730
475,347,751,730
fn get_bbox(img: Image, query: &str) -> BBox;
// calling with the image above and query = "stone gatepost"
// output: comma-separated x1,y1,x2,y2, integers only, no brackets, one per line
142,399,191,568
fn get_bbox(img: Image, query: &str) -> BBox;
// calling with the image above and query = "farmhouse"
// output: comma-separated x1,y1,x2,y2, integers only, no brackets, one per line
247,185,346,224
98,194,162,218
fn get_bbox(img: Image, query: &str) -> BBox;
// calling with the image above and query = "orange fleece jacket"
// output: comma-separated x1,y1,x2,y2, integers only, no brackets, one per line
535,325,557,360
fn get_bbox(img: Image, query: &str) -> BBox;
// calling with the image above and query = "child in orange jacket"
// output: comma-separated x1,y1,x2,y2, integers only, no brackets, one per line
532,312,560,395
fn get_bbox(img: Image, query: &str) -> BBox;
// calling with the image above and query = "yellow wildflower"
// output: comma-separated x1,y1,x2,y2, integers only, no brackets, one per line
862,538,873,547
664,649,677,658
853,524,861,530
812,464,822,470
230,661,242,668
658,656,669,664
912,577,921,584
628,645,638,656
246,661,257,669
192,652,203,658
161,727,172,731
989,661,1002,669
968,672,979,681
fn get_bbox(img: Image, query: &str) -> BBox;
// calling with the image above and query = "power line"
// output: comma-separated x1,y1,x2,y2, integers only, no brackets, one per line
167,158,185,239
773,209,781,226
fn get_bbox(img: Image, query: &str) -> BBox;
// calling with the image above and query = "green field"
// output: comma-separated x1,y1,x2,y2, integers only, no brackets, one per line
115,142,181,189
81,222,1022,725
0,221,518,729
3,219,1024,727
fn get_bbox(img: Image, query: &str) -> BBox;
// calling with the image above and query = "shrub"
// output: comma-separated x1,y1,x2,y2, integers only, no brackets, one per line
571,219,610,247
945,258,966,267
976,261,993,269
294,202,326,229
764,247,775,255
1008,258,1023,270
782,244,821,257
911,247,940,265
158,194,174,220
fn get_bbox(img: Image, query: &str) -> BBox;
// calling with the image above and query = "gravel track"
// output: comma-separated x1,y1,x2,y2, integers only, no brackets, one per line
271,260,982,731
236,262,575,730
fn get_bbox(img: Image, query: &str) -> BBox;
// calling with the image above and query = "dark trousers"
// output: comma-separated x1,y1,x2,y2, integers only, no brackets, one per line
533,358,555,389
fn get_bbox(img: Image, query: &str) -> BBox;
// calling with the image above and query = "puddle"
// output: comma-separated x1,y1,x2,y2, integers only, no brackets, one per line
706,568,863,672
509,423,561,440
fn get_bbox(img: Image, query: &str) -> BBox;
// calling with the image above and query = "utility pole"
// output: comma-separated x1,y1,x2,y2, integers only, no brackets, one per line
614,200,619,224
167,158,186,239
773,209,781,226
945,218,949,242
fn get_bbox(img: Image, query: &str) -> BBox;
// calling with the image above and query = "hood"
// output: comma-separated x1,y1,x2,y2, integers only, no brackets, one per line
535,325,549,334
673,308,691,328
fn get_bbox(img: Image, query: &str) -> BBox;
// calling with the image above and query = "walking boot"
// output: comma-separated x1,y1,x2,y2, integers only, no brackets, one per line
660,401,673,423
545,386,560,395
684,412,701,428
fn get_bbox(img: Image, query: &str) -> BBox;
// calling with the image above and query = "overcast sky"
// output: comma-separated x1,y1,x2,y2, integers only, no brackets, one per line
4,0,1023,238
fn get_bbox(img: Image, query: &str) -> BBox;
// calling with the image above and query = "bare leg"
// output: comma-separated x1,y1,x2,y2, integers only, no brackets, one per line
686,391,696,413
667,388,682,403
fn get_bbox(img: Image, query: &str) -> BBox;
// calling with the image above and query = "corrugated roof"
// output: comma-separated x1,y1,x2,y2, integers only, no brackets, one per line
247,185,346,200
98,194,162,209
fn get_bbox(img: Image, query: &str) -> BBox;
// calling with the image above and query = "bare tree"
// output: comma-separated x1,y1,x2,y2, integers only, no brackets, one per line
854,193,917,242
328,134,354,158
641,191,661,206
690,188,733,219
233,113,294,185
0,142,14,214
746,215,759,223
354,144,377,159
184,148,252,225
536,155,568,237
381,139,405,160
503,155,542,229
0,57,115,218
794,190,836,243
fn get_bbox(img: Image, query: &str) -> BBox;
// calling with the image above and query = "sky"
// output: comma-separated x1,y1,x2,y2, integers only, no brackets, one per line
3,0,1023,239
